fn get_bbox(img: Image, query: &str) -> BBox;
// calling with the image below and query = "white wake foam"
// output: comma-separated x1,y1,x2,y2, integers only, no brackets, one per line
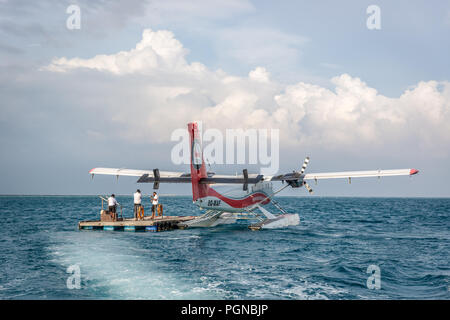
48,231,223,299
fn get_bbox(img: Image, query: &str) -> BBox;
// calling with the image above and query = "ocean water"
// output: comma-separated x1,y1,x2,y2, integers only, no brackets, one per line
0,195,448,300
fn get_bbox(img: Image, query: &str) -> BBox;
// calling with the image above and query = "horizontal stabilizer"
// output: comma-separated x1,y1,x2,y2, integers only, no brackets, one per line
199,174,264,185
136,174,191,183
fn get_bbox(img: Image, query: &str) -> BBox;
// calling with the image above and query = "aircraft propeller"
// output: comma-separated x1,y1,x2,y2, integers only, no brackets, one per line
280,156,313,194
303,181,314,194
299,156,313,195
299,156,310,175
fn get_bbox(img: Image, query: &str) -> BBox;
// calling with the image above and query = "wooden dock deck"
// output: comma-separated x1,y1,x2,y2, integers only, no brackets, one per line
78,215,196,232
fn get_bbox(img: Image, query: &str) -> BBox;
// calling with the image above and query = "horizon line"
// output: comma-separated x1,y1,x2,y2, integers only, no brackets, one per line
0,194,449,199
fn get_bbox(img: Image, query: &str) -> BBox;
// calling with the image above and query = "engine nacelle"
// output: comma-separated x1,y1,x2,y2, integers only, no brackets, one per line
287,179,303,188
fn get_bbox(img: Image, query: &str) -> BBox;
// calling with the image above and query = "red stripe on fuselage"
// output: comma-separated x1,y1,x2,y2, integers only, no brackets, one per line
206,188,270,208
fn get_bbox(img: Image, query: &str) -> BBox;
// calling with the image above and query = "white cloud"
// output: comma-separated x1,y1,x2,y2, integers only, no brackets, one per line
249,67,270,83
44,29,203,75
41,29,450,156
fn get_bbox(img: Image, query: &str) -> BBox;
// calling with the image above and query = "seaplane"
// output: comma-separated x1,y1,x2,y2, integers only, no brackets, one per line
89,122,419,230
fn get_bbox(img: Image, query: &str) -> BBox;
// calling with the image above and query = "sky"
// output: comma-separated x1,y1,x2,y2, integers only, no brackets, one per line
0,0,449,197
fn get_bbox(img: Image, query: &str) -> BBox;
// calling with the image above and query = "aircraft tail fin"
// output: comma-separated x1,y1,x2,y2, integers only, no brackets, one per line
188,122,209,202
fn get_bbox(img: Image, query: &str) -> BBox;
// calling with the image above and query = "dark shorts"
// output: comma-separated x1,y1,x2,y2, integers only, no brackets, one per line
152,204,157,213
109,206,116,213
134,204,141,217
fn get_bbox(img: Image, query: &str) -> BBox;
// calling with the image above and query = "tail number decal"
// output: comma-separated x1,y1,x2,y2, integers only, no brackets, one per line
208,199,221,207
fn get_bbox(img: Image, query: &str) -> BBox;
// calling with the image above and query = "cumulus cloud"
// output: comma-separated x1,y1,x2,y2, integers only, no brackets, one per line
41,29,450,156
44,29,206,75
249,67,270,83
273,76,450,150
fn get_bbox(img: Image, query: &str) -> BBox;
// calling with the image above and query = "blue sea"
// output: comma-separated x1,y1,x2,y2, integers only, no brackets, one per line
0,196,448,300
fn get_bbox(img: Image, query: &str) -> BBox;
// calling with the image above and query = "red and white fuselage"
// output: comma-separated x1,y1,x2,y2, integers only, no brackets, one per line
194,182,273,212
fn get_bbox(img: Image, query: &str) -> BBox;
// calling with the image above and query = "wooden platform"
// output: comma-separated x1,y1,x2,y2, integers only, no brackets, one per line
78,215,196,232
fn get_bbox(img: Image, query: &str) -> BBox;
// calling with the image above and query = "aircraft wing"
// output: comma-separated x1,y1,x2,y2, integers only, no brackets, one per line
89,168,189,179
89,168,263,185
303,168,419,181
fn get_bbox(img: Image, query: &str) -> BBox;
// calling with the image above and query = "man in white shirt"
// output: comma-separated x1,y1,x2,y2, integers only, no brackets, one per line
108,194,118,216
151,191,158,219
133,189,142,220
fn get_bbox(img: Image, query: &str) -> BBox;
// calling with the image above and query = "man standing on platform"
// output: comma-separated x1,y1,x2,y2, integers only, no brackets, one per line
133,189,142,220
151,191,158,219
108,194,118,219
